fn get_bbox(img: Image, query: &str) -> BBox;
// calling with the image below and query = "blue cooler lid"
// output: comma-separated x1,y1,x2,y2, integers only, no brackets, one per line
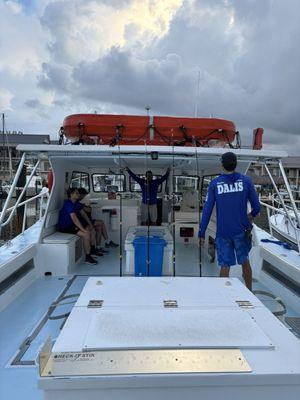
133,236,167,246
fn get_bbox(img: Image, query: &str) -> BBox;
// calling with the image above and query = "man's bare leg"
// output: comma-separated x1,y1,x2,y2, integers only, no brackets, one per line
94,223,103,247
99,220,108,240
242,259,252,291
220,266,230,278
77,230,91,254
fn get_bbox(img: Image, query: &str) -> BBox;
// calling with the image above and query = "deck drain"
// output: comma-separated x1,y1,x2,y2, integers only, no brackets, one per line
285,317,300,336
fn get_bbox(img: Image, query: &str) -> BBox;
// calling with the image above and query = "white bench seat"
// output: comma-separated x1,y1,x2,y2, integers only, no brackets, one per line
36,209,83,275
43,232,78,244
43,209,78,244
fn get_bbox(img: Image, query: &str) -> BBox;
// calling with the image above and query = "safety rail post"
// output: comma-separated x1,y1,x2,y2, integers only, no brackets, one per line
278,160,300,228
0,153,26,234
265,204,273,236
22,203,27,234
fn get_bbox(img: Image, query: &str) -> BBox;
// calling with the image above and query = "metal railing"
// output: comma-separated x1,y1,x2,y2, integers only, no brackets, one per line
0,187,49,235
260,200,300,255
0,153,50,237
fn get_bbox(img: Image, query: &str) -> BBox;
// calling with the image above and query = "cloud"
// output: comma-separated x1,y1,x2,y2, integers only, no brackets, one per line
40,0,184,66
0,89,13,110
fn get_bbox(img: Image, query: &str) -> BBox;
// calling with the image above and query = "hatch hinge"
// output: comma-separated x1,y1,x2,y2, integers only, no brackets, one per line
163,300,178,308
88,300,103,308
236,300,253,309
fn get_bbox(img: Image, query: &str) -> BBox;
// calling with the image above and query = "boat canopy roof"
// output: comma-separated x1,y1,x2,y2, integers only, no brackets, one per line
17,144,287,161
16,145,287,176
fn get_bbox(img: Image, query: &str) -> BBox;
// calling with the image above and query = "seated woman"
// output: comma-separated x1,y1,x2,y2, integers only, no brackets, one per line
78,188,118,253
57,188,98,265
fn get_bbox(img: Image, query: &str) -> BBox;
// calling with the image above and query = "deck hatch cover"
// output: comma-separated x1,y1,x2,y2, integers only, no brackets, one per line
81,309,273,351
39,349,252,377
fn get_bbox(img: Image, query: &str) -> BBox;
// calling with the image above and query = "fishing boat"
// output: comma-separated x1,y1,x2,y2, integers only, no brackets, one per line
0,114,299,400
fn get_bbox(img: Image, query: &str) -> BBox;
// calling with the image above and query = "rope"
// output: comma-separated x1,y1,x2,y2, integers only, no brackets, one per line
261,238,292,250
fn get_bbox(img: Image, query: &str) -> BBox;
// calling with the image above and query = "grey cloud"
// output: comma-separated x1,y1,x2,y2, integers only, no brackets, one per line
25,98,42,108
36,0,300,151
72,48,195,115
38,62,72,92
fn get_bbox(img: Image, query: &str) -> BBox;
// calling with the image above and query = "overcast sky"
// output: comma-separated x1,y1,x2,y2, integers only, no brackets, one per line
0,0,299,154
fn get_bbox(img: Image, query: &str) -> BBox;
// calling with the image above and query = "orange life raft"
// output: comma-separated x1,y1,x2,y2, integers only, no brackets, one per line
62,114,237,146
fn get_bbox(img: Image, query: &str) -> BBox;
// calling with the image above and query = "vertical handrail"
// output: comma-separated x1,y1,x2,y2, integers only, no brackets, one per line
193,140,202,277
266,205,273,236
171,129,176,277
22,203,27,234
278,160,300,228
0,159,41,228
117,139,123,277
39,196,43,220
0,153,26,234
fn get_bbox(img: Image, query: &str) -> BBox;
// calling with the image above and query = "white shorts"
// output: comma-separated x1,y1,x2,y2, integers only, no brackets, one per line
141,203,157,223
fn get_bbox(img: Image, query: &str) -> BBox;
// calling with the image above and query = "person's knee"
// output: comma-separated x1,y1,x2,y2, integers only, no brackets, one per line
84,231,90,240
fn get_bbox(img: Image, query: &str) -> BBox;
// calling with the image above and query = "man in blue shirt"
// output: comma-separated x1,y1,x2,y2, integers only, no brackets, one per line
126,167,170,225
57,188,98,265
199,152,260,290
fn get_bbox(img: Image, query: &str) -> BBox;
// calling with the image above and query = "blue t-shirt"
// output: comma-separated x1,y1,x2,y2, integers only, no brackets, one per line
199,172,260,238
74,201,84,214
58,199,77,229
128,170,169,205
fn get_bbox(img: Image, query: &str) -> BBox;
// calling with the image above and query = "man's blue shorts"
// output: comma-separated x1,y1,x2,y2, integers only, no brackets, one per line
215,231,252,268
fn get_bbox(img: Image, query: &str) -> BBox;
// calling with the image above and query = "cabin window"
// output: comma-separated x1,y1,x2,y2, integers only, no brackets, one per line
201,175,218,204
70,171,90,192
129,175,163,193
173,175,199,194
92,174,125,192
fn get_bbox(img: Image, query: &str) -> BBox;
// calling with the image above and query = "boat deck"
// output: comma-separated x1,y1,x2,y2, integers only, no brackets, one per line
1,269,299,400
69,243,219,277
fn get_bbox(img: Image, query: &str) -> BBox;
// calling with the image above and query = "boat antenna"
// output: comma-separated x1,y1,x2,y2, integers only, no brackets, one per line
193,136,202,277
171,128,176,276
194,69,201,117
117,129,123,276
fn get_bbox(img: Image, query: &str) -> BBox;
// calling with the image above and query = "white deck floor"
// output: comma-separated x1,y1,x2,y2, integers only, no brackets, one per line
69,243,221,277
